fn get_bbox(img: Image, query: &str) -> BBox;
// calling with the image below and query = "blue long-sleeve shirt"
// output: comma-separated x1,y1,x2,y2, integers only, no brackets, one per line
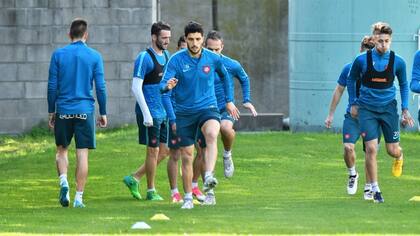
410,50,420,93
337,62,352,113
215,55,251,110
160,48,233,115
347,48,408,110
133,48,170,119
48,41,107,115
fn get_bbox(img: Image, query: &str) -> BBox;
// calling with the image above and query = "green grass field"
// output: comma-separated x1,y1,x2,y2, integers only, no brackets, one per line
1,126,420,235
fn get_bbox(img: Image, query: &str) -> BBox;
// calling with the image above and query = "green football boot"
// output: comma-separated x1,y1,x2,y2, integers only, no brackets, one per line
123,175,142,200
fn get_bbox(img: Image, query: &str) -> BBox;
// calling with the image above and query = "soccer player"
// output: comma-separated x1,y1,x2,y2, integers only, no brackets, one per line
410,49,420,124
161,21,239,209
205,30,257,178
123,21,171,201
163,36,206,203
347,23,414,203
176,36,187,50
325,36,375,198
47,18,107,208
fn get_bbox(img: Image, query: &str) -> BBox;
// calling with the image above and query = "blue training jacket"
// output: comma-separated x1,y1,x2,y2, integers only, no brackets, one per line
347,48,409,110
133,47,170,119
337,62,352,113
48,41,107,115
160,48,233,115
215,55,251,110
410,50,420,93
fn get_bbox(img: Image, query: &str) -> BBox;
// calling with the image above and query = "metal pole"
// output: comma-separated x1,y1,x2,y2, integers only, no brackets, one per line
212,0,218,30
157,0,161,21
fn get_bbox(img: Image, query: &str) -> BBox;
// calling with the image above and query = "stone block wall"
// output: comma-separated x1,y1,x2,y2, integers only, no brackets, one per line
0,0,154,134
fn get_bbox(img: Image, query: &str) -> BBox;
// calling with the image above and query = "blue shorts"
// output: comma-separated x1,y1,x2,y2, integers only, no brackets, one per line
342,113,360,144
220,109,235,123
418,109,420,124
136,114,168,148
359,100,399,143
176,108,220,147
54,113,96,149
167,122,180,149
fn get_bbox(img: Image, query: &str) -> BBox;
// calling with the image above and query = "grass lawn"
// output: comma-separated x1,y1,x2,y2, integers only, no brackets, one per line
1,125,420,235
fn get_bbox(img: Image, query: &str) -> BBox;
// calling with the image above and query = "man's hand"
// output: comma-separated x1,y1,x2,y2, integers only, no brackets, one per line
350,105,359,118
401,109,414,128
325,114,333,128
48,113,55,129
143,115,153,127
243,102,257,117
166,78,178,90
226,102,240,120
97,115,107,128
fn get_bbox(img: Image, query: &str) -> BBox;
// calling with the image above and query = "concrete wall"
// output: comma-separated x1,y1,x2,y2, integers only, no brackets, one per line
161,0,289,115
0,0,154,134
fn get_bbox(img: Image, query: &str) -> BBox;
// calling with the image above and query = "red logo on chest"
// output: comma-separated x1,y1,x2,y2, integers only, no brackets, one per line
203,66,211,74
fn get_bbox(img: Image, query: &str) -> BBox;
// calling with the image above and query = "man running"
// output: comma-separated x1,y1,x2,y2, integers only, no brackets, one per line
205,30,257,178
347,22,414,203
325,36,375,198
161,21,239,209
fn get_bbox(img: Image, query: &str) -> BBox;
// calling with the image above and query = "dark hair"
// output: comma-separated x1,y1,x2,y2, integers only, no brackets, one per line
151,21,171,36
377,24,392,36
177,36,185,48
184,21,204,37
69,18,87,39
360,36,375,50
206,30,223,43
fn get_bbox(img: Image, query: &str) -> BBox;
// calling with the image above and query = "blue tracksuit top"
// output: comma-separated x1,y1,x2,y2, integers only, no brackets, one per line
410,50,420,92
160,48,233,115
214,55,251,110
47,41,107,115
347,48,409,110
336,62,352,113
133,47,170,119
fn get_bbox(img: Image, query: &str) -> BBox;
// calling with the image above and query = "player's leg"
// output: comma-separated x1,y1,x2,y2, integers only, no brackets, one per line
220,113,235,178
73,113,96,208
145,119,165,201
342,113,359,195
381,102,403,177
359,107,383,203
54,114,74,207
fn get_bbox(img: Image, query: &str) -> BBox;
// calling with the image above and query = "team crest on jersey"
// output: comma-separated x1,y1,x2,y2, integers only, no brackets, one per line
203,66,211,74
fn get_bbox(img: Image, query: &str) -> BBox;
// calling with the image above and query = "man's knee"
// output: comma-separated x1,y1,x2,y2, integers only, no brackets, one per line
387,145,401,158
180,146,194,158
181,152,193,165
56,146,68,158
365,142,377,156
220,120,233,132
202,122,220,142
343,143,355,156
169,149,180,161
147,147,159,158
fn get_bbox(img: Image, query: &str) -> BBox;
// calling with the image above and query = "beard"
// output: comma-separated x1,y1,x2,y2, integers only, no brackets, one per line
187,45,201,56
156,39,168,51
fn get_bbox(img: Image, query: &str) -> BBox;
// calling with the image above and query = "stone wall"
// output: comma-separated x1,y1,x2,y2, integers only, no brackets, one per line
0,0,154,134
